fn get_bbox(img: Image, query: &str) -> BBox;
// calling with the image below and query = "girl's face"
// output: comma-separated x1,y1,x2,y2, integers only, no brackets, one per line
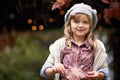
70,13,91,39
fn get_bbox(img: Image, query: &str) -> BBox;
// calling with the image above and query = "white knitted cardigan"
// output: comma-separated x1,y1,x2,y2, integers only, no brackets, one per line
43,37,108,80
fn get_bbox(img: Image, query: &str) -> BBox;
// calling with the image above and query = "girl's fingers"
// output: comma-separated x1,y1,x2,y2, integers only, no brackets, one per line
86,71,99,80
52,63,65,73
59,63,65,73
87,71,95,75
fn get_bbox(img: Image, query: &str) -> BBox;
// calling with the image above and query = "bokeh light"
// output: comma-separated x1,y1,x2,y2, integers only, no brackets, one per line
59,10,65,15
27,19,33,24
39,25,44,31
32,25,37,31
48,17,54,23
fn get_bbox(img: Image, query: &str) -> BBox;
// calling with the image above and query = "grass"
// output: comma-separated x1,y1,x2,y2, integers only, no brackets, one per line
0,28,63,80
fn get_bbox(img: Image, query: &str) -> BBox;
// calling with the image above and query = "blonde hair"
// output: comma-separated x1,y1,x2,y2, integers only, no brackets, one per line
63,14,97,52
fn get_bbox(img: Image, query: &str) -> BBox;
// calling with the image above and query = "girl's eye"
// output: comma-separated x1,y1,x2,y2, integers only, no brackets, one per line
73,20,79,23
83,21,89,24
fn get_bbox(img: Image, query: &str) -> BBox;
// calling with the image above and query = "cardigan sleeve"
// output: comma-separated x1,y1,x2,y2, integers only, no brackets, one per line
40,37,66,78
40,44,55,78
93,39,109,80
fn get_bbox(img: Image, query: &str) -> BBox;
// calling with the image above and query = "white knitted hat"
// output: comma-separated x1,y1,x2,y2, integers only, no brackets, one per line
64,3,98,29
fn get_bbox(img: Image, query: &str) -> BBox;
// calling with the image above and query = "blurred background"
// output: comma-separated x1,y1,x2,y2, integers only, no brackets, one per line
0,0,120,80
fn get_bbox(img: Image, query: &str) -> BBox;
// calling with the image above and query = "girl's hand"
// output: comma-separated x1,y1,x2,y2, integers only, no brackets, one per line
86,71,104,80
52,63,65,74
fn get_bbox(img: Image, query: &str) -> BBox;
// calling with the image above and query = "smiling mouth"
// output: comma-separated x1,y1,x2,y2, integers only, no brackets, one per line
77,29,84,31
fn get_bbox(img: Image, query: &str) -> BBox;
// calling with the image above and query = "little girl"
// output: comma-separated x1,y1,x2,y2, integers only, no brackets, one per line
40,3,109,80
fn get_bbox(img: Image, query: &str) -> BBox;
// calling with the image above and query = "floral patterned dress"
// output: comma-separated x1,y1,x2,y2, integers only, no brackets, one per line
60,40,94,80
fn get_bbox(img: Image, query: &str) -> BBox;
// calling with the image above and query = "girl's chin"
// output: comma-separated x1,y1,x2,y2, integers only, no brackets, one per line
76,33,84,36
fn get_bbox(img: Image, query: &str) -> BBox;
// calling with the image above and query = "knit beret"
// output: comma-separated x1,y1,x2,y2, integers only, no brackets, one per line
64,3,98,29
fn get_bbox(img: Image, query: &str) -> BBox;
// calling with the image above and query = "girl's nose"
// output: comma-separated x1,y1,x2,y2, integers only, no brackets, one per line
78,22,83,27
